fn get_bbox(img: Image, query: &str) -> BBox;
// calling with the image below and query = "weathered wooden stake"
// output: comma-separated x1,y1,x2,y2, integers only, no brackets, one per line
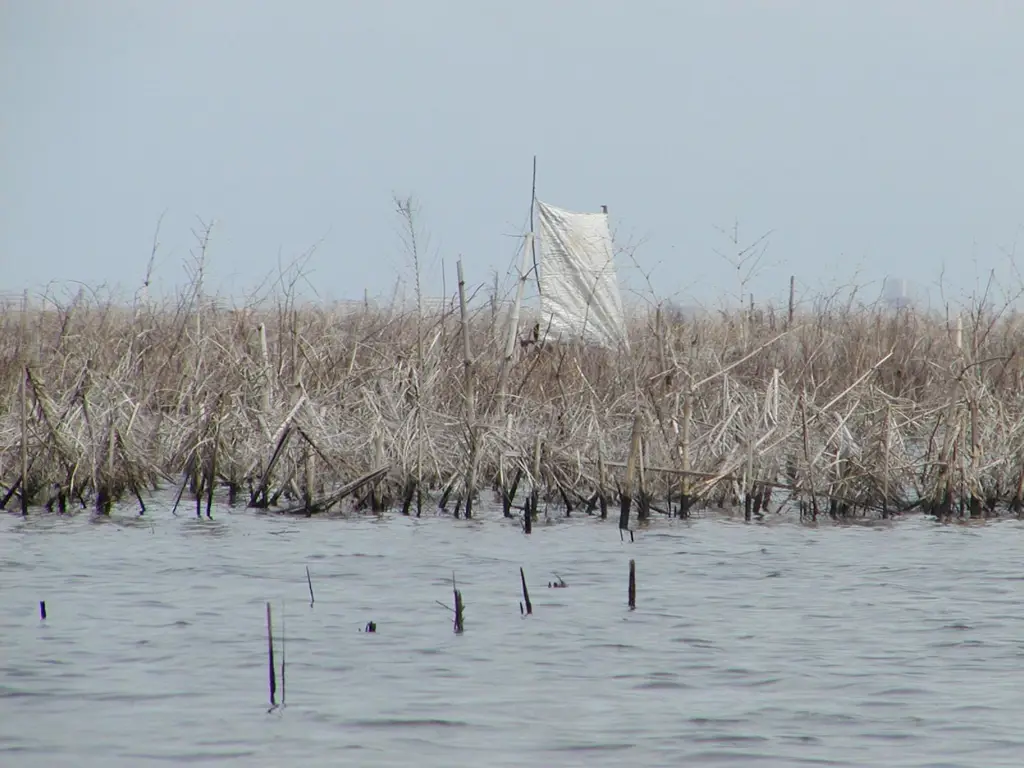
628,559,636,610
306,566,315,606
266,602,277,708
520,567,532,615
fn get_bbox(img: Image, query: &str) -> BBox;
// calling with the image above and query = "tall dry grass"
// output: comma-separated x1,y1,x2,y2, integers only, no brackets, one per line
3,276,1024,521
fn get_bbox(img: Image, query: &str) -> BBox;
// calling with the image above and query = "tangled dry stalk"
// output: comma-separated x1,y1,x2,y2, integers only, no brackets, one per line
3,274,1024,524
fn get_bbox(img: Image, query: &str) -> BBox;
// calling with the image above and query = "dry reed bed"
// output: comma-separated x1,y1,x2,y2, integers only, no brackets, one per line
2,288,1024,522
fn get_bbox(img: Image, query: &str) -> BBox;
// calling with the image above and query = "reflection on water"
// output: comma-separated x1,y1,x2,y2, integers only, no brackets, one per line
2,505,1024,767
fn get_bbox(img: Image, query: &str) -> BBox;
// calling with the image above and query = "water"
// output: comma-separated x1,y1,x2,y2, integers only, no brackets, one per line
2,505,1024,767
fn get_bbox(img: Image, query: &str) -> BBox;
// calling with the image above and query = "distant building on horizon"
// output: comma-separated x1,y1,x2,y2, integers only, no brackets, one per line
882,276,916,310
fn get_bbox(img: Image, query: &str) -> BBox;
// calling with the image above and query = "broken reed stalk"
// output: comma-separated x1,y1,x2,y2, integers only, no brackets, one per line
637,433,649,521
371,431,384,512
39,600,46,620
628,558,636,610
744,439,755,521
520,566,532,615
452,572,465,634
303,444,314,513
19,364,28,516
800,393,819,520
266,601,277,709
525,434,541,533
882,402,892,519
19,290,28,516
969,396,981,518
678,390,693,517
456,260,478,518
306,566,315,606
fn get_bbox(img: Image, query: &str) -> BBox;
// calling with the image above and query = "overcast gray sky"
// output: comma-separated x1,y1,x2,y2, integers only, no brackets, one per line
3,1,1023,310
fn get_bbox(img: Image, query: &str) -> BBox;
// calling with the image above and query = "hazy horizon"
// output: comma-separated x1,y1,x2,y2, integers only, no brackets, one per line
3,1,1023,313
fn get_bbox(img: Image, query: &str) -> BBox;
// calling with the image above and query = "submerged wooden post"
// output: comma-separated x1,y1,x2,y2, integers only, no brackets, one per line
266,602,277,708
520,567,532,615
628,559,636,610
39,601,46,620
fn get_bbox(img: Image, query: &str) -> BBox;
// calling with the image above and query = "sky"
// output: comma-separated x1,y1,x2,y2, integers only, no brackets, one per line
3,1,1023,312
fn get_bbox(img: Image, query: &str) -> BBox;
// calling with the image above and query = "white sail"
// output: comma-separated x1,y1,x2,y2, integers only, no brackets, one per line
536,200,629,350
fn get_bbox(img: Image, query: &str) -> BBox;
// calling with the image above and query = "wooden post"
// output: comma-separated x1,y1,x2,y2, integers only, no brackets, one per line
628,559,636,609
266,602,277,708
520,567,532,615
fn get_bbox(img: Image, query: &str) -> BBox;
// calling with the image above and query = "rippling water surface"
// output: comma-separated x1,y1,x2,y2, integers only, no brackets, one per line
2,504,1024,767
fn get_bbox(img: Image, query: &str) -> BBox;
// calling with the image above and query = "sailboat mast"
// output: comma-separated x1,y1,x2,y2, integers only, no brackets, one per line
530,155,541,296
